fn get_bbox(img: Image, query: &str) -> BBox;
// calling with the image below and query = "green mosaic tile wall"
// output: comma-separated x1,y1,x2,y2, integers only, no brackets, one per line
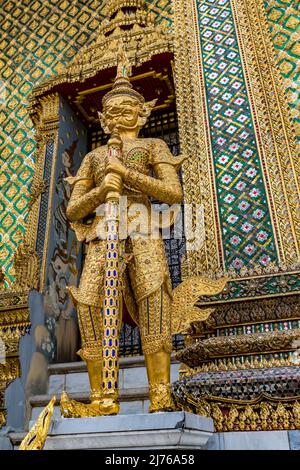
0,0,172,285
264,0,300,142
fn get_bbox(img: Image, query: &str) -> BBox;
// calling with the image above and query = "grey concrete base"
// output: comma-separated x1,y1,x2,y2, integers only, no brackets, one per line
7,427,300,450
0,436,13,450
288,430,300,450
0,427,14,450
43,412,214,450
206,430,291,450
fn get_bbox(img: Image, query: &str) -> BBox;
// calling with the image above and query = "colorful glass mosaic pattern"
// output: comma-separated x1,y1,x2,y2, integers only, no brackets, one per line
147,0,173,29
0,0,172,284
0,0,103,283
215,319,300,337
264,0,300,142
174,366,300,400
196,0,278,271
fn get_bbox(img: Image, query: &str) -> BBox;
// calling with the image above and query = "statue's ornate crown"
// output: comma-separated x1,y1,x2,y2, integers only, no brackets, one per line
102,42,145,107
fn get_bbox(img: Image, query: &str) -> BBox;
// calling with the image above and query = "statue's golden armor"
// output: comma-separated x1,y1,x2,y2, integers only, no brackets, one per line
61,46,227,418
65,138,184,415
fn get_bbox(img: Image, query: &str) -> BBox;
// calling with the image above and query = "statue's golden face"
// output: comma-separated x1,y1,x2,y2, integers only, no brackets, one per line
104,96,141,132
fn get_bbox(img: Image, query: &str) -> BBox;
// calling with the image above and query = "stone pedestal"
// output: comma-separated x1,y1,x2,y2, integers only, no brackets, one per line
29,357,180,422
42,412,214,450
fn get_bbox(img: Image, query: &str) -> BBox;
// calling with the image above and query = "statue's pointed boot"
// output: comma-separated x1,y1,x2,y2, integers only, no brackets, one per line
145,349,176,413
98,394,120,416
60,356,104,418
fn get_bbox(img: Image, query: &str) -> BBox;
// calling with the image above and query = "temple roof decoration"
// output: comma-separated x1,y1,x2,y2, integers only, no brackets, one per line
102,0,148,36
29,0,172,115
105,0,146,18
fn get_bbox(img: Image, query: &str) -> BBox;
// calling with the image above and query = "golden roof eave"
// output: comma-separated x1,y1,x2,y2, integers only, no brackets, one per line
29,24,173,118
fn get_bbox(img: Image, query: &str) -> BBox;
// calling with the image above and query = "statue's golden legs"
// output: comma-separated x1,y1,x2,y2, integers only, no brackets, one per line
86,358,103,404
137,286,175,413
61,302,121,417
61,355,119,417
145,349,175,413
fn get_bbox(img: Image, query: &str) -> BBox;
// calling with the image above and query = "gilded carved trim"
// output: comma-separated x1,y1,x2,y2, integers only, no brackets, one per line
23,93,60,291
39,133,59,291
181,355,300,375
174,392,300,432
28,3,173,106
0,291,28,311
204,295,300,329
0,358,20,384
177,328,300,367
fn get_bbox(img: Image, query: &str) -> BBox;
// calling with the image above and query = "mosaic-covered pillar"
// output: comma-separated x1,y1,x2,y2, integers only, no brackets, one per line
172,0,300,431
173,0,300,368
174,0,300,277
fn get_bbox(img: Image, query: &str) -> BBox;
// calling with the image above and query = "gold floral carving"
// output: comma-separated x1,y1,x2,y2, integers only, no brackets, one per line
176,328,300,367
0,411,5,429
0,292,28,311
0,358,20,385
174,392,300,432
24,93,60,290
181,355,300,375
204,295,300,329
171,276,228,334
13,243,39,291
28,3,172,106
28,179,48,210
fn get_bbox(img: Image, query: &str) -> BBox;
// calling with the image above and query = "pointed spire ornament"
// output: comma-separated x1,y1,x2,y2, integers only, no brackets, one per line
116,41,132,80
102,41,145,108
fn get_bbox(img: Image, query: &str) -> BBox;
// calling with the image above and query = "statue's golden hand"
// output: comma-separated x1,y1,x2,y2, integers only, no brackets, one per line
106,157,128,180
101,173,123,197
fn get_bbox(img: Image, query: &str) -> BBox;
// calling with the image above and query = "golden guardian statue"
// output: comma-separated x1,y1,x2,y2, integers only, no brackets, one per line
61,45,227,418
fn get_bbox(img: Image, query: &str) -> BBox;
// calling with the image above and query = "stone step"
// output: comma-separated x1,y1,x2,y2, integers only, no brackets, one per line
30,388,150,422
29,355,180,422
6,433,24,449
47,355,180,395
